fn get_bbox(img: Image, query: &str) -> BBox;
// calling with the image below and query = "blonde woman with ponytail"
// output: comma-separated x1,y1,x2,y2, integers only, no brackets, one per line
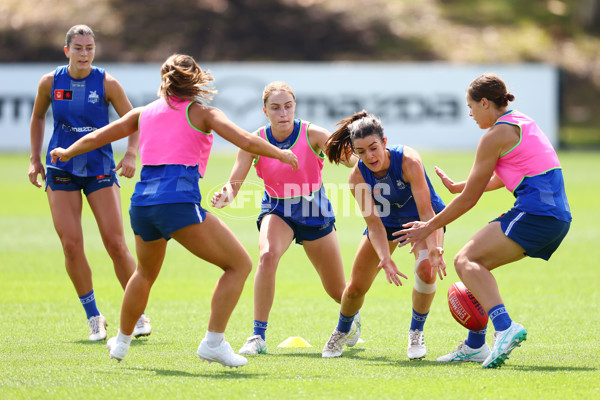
211,81,360,356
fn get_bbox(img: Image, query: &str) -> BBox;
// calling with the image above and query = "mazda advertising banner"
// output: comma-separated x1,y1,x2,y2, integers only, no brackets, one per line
0,62,558,152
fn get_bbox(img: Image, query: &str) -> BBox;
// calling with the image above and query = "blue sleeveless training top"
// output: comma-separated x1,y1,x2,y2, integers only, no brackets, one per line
357,145,445,228
46,65,115,176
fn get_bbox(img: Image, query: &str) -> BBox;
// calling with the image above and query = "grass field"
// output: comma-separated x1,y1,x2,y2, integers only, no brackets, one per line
0,150,598,399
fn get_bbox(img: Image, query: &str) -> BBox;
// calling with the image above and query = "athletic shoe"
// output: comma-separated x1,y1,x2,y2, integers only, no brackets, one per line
133,315,152,338
346,313,361,347
482,321,527,368
197,339,248,368
88,315,107,341
238,335,267,355
322,329,352,358
407,329,426,360
107,336,129,362
436,341,491,363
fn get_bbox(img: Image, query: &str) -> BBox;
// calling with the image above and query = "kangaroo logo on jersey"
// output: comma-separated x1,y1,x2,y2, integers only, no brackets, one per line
88,90,100,104
54,90,73,100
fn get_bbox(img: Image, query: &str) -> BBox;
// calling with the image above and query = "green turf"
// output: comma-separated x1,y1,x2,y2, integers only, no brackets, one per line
1,151,598,399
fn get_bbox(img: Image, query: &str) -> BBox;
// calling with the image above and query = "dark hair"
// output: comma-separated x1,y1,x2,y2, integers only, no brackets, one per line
65,25,95,48
468,73,515,107
158,54,217,108
325,110,384,164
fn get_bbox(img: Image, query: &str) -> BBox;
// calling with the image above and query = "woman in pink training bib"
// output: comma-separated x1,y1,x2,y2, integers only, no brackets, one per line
396,73,571,368
211,81,358,355
50,54,298,368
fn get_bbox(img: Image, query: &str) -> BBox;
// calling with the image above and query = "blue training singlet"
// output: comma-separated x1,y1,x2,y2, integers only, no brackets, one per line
357,145,445,228
46,65,115,176
130,164,202,206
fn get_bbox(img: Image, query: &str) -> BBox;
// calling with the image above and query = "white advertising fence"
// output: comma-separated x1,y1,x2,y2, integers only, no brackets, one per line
0,62,558,152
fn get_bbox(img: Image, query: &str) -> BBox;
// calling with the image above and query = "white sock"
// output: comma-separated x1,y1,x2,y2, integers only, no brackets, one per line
117,329,133,346
205,331,224,347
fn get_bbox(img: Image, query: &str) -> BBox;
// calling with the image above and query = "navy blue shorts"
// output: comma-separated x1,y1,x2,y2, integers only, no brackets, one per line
257,210,335,244
493,208,570,261
364,216,446,242
130,202,207,241
46,167,119,196
365,225,405,242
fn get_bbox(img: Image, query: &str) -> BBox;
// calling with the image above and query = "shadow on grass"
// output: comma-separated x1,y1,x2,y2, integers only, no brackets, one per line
351,357,441,368
128,366,265,379
277,351,597,372
345,348,420,366
276,348,456,367
504,365,597,372
353,357,599,371
72,338,149,346
275,347,438,366
277,351,334,359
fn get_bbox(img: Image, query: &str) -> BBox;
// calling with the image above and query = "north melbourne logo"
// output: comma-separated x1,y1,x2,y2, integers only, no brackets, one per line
88,90,99,104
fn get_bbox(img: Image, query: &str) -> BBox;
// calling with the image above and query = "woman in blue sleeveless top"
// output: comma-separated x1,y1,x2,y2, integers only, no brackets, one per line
322,110,446,359
28,25,151,341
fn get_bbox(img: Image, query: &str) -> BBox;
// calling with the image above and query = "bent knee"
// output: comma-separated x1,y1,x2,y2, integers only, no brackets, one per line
324,281,345,303
59,236,85,259
240,257,252,277
415,261,436,285
414,266,437,295
258,250,282,272
135,267,160,284
345,281,367,300
231,252,252,277
104,239,131,260
453,250,482,278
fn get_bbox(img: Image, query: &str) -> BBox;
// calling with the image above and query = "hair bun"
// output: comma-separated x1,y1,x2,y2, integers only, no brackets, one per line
351,109,369,122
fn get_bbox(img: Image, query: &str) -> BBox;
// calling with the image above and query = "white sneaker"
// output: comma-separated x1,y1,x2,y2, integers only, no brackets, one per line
346,313,361,347
483,321,527,368
133,315,152,338
88,315,107,341
322,329,352,358
197,339,248,368
238,335,267,355
107,336,129,362
407,329,426,360
437,341,491,362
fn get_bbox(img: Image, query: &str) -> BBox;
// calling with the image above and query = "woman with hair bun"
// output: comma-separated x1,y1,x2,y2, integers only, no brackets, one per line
50,54,298,368
397,73,571,368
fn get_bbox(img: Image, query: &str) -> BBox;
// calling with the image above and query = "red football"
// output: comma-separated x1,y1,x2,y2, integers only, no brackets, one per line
447,282,489,331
